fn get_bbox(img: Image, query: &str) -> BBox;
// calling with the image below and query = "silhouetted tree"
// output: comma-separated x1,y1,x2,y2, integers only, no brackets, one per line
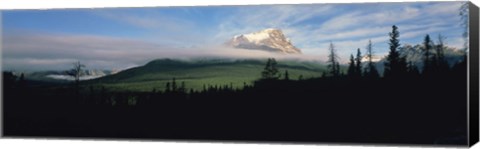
172,78,177,92
261,58,280,79
166,82,171,93
434,34,449,72
66,61,85,98
347,54,356,77
434,35,443,61
422,34,433,75
66,61,85,85
284,70,290,80
355,48,362,77
180,81,186,93
365,40,379,78
189,89,194,95
327,42,340,77
335,63,341,77
18,73,26,88
384,25,408,77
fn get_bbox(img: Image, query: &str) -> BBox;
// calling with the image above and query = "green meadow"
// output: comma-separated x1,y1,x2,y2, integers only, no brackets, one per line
85,59,329,92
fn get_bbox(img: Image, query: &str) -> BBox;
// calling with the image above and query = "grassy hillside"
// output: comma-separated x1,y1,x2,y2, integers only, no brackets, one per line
86,59,328,92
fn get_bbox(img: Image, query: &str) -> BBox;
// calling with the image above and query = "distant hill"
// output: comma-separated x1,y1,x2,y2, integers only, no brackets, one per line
87,58,327,92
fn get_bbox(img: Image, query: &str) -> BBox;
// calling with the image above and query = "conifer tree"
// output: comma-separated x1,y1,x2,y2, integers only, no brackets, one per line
180,81,186,93
355,48,362,77
165,82,171,93
284,70,290,80
261,58,280,79
347,54,356,77
384,25,408,77
327,42,340,77
172,78,177,92
365,40,379,78
435,34,449,72
422,34,433,75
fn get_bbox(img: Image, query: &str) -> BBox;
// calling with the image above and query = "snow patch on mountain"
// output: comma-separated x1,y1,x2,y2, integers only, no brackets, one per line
227,28,302,54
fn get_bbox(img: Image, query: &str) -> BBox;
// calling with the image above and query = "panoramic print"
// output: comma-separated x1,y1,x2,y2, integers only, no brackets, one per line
2,1,470,145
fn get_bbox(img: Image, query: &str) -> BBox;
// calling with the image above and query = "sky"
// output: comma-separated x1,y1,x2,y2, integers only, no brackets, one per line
2,1,467,71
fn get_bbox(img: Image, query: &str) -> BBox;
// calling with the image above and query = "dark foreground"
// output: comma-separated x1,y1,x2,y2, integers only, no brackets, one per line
3,70,467,146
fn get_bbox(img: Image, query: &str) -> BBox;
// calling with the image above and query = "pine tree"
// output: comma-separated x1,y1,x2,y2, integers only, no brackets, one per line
262,58,272,79
284,70,290,80
327,42,340,77
335,63,341,77
165,82,171,93
365,40,379,78
422,34,433,75
270,58,279,77
435,34,449,72
172,78,177,92
355,48,362,77
180,81,186,93
261,58,280,79
384,25,408,77
347,54,356,77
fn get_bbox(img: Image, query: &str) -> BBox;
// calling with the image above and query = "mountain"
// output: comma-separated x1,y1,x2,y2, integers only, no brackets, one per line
89,58,326,92
226,28,302,54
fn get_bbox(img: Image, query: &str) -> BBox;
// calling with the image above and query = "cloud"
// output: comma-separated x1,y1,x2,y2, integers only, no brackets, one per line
3,31,173,71
96,9,195,32
2,31,324,71
93,9,210,47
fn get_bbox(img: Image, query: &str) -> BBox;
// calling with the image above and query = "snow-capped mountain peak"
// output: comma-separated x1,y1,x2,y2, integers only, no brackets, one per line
227,28,302,54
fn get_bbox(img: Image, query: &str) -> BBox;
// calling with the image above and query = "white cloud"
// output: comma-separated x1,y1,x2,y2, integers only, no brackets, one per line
96,9,195,32
319,11,364,32
423,2,464,16
3,31,325,71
